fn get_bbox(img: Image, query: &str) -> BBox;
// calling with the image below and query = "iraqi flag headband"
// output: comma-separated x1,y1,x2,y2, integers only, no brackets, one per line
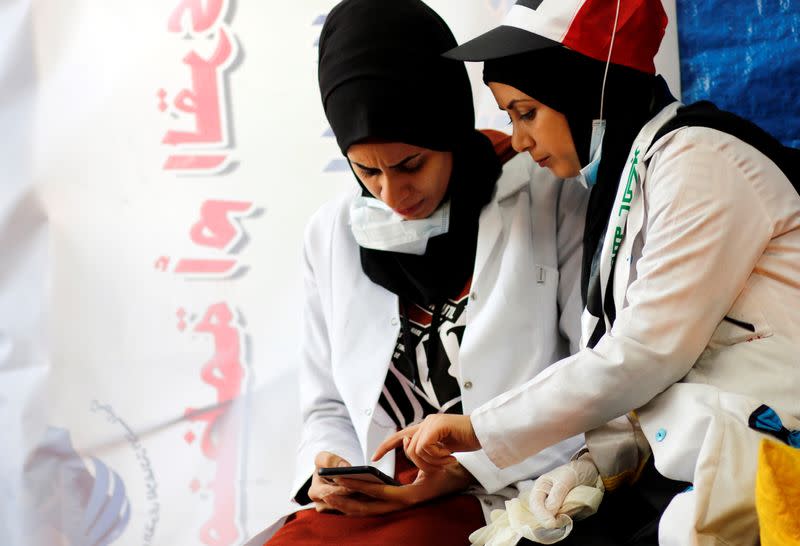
445,0,667,75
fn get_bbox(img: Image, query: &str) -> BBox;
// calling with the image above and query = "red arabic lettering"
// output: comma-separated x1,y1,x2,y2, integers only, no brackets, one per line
173,258,239,276
193,303,244,405
177,308,188,331
162,29,235,148
162,2,246,543
180,302,247,545
185,407,226,460
154,256,171,271
190,200,254,250
168,0,228,34
155,258,239,277
183,303,244,457
201,421,241,546
163,155,229,173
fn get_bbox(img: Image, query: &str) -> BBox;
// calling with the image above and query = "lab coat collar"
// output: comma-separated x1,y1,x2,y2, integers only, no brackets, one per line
493,152,531,201
473,154,536,284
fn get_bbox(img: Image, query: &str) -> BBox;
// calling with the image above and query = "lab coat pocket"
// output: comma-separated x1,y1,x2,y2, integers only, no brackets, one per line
707,278,773,349
531,264,558,290
502,263,559,321
689,277,776,394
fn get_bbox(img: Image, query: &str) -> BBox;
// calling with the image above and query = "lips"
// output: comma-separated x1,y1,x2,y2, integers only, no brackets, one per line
394,200,424,218
533,155,550,168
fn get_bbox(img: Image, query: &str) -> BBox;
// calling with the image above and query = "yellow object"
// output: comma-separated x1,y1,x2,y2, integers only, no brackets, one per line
756,439,800,546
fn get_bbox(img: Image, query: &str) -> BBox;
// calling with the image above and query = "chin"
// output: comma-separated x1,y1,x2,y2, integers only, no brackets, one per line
402,199,442,220
550,163,580,179
404,209,434,220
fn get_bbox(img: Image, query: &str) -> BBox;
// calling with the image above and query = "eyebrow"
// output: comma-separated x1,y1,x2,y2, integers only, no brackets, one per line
352,153,422,171
500,98,536,111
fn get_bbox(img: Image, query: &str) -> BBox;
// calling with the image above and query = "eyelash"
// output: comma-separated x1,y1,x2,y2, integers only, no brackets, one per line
358,163,422,177
397,163,422,174
507,109,537,125
359,168,380,178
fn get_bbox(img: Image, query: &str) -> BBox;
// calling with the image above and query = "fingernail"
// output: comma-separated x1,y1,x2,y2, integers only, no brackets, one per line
338,461,349,467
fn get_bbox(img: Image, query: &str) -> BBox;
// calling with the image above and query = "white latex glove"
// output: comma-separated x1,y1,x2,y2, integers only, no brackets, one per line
529,454,600,529
469,480,603,546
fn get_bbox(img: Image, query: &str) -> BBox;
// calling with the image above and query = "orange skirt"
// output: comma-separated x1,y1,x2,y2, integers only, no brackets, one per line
265,453,485,546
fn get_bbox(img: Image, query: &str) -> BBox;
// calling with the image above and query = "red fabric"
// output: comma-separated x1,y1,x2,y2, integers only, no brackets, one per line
266,452,485,546
562,0,667,74
393,448,421,485
480,129,517,164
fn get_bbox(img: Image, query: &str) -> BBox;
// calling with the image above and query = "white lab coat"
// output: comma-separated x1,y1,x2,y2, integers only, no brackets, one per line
471,105,800,545
246,152,589,545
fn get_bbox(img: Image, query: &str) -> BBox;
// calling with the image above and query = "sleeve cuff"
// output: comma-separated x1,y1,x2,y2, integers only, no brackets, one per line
470,408,517,468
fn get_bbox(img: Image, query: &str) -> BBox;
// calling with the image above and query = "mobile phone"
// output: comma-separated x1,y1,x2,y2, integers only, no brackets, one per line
317,465,400,486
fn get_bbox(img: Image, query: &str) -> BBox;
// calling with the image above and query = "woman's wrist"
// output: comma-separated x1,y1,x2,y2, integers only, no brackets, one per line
445,461,478,489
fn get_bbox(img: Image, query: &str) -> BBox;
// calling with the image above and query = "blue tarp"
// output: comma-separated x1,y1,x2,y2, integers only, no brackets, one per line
677,0,800,147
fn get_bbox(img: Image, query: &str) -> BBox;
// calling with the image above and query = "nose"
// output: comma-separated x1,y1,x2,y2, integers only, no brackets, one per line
510,126,534,154
379,174,411,210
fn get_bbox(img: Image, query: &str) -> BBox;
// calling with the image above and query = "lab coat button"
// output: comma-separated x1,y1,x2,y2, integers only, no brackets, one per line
655,428,667,442
470,291,477,301
391,317,398,326
463,381,473,390
364,408,372,416
483,498,493,506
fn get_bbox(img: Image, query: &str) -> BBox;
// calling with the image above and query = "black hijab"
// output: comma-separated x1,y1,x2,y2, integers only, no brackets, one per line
483,47,675,308
319,0,501,306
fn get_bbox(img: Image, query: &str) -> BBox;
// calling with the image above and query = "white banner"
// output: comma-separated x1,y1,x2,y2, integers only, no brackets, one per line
0,1,678,545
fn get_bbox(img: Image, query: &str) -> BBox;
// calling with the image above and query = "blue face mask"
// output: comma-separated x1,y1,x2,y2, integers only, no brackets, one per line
578,119,605,189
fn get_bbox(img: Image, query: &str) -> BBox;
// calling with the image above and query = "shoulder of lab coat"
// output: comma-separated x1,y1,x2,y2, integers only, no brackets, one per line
471,125,800,469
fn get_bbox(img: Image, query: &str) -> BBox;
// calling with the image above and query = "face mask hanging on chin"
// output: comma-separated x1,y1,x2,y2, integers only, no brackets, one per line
577,119,606,189
349,196,451,255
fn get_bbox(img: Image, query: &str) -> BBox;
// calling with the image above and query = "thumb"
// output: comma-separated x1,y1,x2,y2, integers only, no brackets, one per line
544,480,570,513
315,451,351,469
529,488,558,529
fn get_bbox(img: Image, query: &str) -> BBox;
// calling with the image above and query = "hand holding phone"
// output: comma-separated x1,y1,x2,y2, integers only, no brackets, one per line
318,465,400,486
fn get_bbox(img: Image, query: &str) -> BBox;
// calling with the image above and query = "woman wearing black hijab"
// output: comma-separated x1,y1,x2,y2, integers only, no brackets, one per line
257,0,589,544
377,1,800,544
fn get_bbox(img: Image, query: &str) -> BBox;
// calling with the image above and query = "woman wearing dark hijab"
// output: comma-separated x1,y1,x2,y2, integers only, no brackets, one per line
253,0,589,544
377,1,800,544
